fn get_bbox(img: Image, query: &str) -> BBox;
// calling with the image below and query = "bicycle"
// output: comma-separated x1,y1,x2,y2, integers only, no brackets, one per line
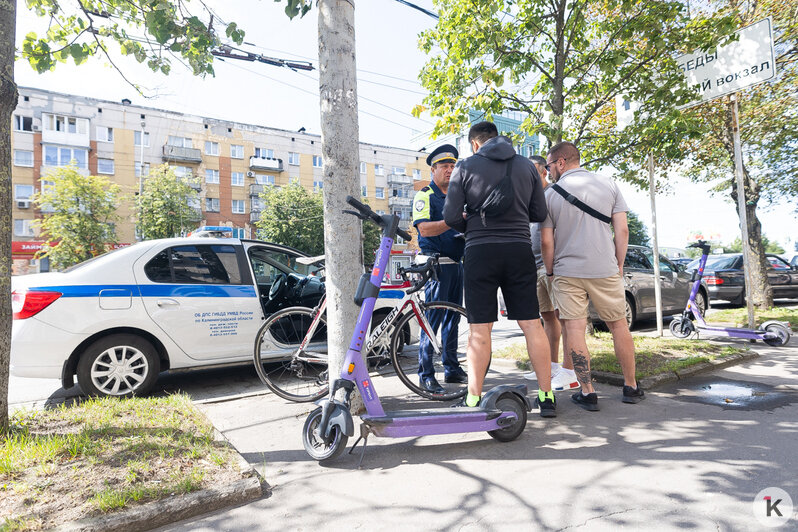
253,255,470,402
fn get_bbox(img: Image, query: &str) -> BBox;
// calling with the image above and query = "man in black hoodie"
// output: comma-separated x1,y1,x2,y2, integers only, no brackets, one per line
443,121,555,417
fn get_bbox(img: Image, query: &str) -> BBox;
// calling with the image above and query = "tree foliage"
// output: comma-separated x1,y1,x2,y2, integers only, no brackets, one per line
20,0,244,82
137,164,200,240
724,235,785,254
255,183,381,260
32,166,121,269
627,210,650,247
416,0,736,185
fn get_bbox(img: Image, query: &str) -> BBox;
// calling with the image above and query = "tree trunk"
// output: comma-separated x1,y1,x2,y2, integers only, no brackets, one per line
730,163,774,308
317,0,363,404
0,0,18,432
723,104,773,308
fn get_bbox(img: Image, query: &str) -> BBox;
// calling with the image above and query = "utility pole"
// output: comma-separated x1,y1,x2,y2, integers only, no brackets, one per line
317,0,363,392
137,121,146,241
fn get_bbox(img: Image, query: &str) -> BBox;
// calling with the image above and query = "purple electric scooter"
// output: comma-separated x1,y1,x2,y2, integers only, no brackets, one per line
301,196,531,464
670,240,791,346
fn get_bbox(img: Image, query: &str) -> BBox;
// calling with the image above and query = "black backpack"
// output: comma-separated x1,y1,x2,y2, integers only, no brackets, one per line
468,157,515,227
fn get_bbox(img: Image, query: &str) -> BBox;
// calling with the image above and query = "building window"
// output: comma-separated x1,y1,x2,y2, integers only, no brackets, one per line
313,180,323,191
392,166,406,175
231,227,246,239
361,185,367,197
231,172,244,186
360,161,367,174
43,145,88,169
96,126,114,143
288,152,300,166
375,187,384,199
172,165,191,178
97,158,115,174
44,114,87,134
374,164,384,176
15,185,34,201
255,147,274,159
231,144,244,159
14,115,33,132
135,163,150,177
134,131,150,147
205,169,220,184
13,150,33,167
413,169,422,180
168,136,192,148
255,175,275,185
205,198,220,212
312,155,323,168
204,141,219,155
13,219,35,237
232,200,245,214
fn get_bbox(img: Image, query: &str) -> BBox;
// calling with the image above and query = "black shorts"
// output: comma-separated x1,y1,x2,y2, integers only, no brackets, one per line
464,242,539,323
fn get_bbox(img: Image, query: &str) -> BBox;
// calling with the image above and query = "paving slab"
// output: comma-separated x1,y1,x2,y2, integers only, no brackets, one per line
155,336,798,531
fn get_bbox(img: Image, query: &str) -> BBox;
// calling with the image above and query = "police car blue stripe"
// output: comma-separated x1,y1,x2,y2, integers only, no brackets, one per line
378,290,404,299
30,284,257,298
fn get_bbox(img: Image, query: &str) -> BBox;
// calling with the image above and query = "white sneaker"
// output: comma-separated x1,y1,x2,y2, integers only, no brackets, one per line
551,369,580,391
524,363,561,381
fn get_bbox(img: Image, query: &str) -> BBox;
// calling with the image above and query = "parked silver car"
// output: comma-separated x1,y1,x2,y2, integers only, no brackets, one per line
498,245,706,329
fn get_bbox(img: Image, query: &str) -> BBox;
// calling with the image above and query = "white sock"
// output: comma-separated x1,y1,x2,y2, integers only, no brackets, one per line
551,362,561,371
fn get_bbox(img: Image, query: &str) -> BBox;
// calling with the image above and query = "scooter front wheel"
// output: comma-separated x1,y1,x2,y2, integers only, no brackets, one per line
487,394,527,443
669,318,695,339
302,407,349,462
763,323,791,347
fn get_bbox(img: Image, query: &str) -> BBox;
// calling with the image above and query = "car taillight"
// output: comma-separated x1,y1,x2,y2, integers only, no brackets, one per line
705,276,724,286
12,290,62,320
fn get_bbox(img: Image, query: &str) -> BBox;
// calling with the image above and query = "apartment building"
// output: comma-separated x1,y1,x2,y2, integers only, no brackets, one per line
10,87,428,274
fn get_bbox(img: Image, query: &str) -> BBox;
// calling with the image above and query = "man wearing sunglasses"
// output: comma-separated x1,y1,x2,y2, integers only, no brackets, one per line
540,141,644,412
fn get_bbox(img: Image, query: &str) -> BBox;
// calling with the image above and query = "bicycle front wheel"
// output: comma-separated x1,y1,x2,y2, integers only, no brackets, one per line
254,306,329,402
390,301,470,401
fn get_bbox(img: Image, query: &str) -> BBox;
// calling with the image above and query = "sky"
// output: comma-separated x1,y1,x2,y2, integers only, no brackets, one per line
12,0,797,254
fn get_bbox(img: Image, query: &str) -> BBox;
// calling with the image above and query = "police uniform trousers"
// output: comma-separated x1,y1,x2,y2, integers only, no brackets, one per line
418,262,464,379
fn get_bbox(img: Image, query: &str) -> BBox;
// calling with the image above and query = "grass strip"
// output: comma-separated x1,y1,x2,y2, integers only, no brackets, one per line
707,306,797,329
1,393,241,531
494,332,749,378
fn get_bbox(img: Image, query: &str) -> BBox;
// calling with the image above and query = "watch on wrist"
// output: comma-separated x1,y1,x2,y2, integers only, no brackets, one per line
546,272,554,277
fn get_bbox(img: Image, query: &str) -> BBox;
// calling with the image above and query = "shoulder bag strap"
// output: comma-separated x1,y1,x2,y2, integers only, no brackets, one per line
550,183,612,224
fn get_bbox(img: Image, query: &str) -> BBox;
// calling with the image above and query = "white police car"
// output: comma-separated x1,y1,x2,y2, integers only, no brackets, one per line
11,237,412,398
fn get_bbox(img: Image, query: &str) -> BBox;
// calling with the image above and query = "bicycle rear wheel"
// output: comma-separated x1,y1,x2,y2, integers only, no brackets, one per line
390,301,470,401
254,306,329,402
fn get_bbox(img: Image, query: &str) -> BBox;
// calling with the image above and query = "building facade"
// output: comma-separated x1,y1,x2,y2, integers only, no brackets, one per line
10,87,428,274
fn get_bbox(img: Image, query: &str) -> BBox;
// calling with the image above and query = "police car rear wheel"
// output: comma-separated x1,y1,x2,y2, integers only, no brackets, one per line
77,334,160,398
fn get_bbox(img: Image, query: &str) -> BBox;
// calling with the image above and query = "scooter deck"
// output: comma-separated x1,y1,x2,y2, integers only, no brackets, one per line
361,407,512,438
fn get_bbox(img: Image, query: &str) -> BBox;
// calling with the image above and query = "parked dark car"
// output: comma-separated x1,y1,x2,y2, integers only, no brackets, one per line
686,253,798,305
671,257,695,268
499,245,704,329
791,255,798,268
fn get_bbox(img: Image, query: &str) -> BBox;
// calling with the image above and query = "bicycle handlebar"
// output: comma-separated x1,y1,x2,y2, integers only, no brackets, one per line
345,195,412,241
399,254,439,293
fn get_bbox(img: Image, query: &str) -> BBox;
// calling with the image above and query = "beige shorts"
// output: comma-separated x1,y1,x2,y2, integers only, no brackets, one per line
552,274,626,322
536,267,556,314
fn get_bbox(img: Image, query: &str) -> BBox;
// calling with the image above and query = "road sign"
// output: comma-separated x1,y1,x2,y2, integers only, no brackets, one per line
677,18,776,104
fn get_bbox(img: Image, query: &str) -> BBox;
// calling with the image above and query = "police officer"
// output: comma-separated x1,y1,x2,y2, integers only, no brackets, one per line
412,144,467,394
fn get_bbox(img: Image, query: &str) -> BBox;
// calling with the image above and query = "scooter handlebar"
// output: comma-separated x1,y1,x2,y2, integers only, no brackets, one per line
346,195,412,241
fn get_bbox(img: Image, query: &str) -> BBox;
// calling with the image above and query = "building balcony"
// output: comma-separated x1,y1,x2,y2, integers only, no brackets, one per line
249,184,265,197
187,207,203,221
387,173,412,186
388,196,412,208
250,156,284,172
250,210,262,223
181,177,201,191
162,145,203,163
41,129,90,148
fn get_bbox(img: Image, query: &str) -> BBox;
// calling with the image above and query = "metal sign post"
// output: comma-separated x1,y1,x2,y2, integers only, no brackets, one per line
648,152,663,336
730,94,756,328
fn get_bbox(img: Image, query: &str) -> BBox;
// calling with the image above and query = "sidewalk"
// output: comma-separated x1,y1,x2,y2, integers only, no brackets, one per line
156,334,798,531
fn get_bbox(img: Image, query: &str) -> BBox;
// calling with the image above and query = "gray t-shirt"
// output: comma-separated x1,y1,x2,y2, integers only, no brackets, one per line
542,168,629,278
530,186,555,269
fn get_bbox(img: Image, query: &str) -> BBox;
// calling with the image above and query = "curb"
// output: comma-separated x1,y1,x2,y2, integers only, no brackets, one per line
53,413,268,532
592,350,760,390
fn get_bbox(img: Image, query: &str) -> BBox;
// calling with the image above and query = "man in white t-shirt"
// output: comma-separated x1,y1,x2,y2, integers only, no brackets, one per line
540,141,644,411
